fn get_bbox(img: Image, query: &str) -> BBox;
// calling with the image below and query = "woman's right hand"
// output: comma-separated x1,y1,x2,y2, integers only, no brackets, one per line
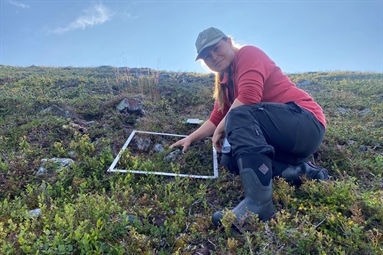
169,119,217,153
170,137,193,153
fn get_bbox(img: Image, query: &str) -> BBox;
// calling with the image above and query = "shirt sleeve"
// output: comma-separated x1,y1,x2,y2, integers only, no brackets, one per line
234,46,276,104
208,101,230,127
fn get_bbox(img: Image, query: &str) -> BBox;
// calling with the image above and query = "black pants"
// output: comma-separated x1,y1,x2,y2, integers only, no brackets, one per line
223,102,325,166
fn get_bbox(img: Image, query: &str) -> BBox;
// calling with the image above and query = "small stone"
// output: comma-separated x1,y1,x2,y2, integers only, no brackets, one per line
338,108,347,114
164,149,181,162
359,108,371,117
154,143,164,153
28,208,41,217
135,137,151,152
36,158,74,176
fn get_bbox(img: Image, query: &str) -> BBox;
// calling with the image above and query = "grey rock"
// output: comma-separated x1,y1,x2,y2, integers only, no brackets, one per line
154,143,164,153
164,149,181,162
116,99,129,112
116,98,143,114
338,107,348,114
87,121,97,126
28,208,41,217
359,108,371,117
36,158,74,176
68,151,77,158
41,104,71,118
135,137,151,152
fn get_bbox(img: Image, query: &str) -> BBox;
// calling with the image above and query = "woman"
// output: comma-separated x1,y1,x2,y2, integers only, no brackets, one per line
170,27,328,226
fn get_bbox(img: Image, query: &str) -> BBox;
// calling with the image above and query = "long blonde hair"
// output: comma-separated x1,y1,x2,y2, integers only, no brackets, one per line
213,37,241,112
213,72,227,112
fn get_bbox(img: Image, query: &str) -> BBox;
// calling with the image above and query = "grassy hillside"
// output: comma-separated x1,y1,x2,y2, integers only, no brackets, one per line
0,65,382,254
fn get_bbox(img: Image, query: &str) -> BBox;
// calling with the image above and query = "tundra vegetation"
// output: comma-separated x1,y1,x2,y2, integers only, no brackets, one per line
0,65,382,254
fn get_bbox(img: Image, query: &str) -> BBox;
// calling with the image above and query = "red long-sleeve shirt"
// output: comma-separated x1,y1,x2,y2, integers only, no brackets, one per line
209,45,326,128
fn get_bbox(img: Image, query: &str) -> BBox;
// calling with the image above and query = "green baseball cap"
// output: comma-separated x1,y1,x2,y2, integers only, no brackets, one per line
195,27,227,61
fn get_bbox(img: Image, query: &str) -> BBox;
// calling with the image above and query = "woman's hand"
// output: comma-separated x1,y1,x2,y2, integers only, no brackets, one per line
170,136,193,153
170,120,217,153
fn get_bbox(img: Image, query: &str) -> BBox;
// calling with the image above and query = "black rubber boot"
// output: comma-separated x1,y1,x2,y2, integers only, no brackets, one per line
272,160,329,185
212,155,275,226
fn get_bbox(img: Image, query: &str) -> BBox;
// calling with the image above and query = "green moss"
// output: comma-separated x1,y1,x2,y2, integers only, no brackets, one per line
0,66,382,254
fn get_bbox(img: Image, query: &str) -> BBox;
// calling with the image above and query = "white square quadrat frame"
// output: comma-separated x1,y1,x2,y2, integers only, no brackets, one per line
107,130,219,179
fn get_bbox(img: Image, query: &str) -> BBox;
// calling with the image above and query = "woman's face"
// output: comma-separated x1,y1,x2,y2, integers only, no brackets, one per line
200,38,236,73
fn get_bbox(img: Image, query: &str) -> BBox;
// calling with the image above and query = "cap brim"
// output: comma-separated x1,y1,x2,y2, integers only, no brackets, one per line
195,37,223,61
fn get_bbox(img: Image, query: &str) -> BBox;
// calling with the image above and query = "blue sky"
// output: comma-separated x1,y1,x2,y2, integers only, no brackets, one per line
1,0,382,74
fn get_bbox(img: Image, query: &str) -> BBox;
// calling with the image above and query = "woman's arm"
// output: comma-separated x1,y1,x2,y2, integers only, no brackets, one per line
170,119,217,152
212,98,244,152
